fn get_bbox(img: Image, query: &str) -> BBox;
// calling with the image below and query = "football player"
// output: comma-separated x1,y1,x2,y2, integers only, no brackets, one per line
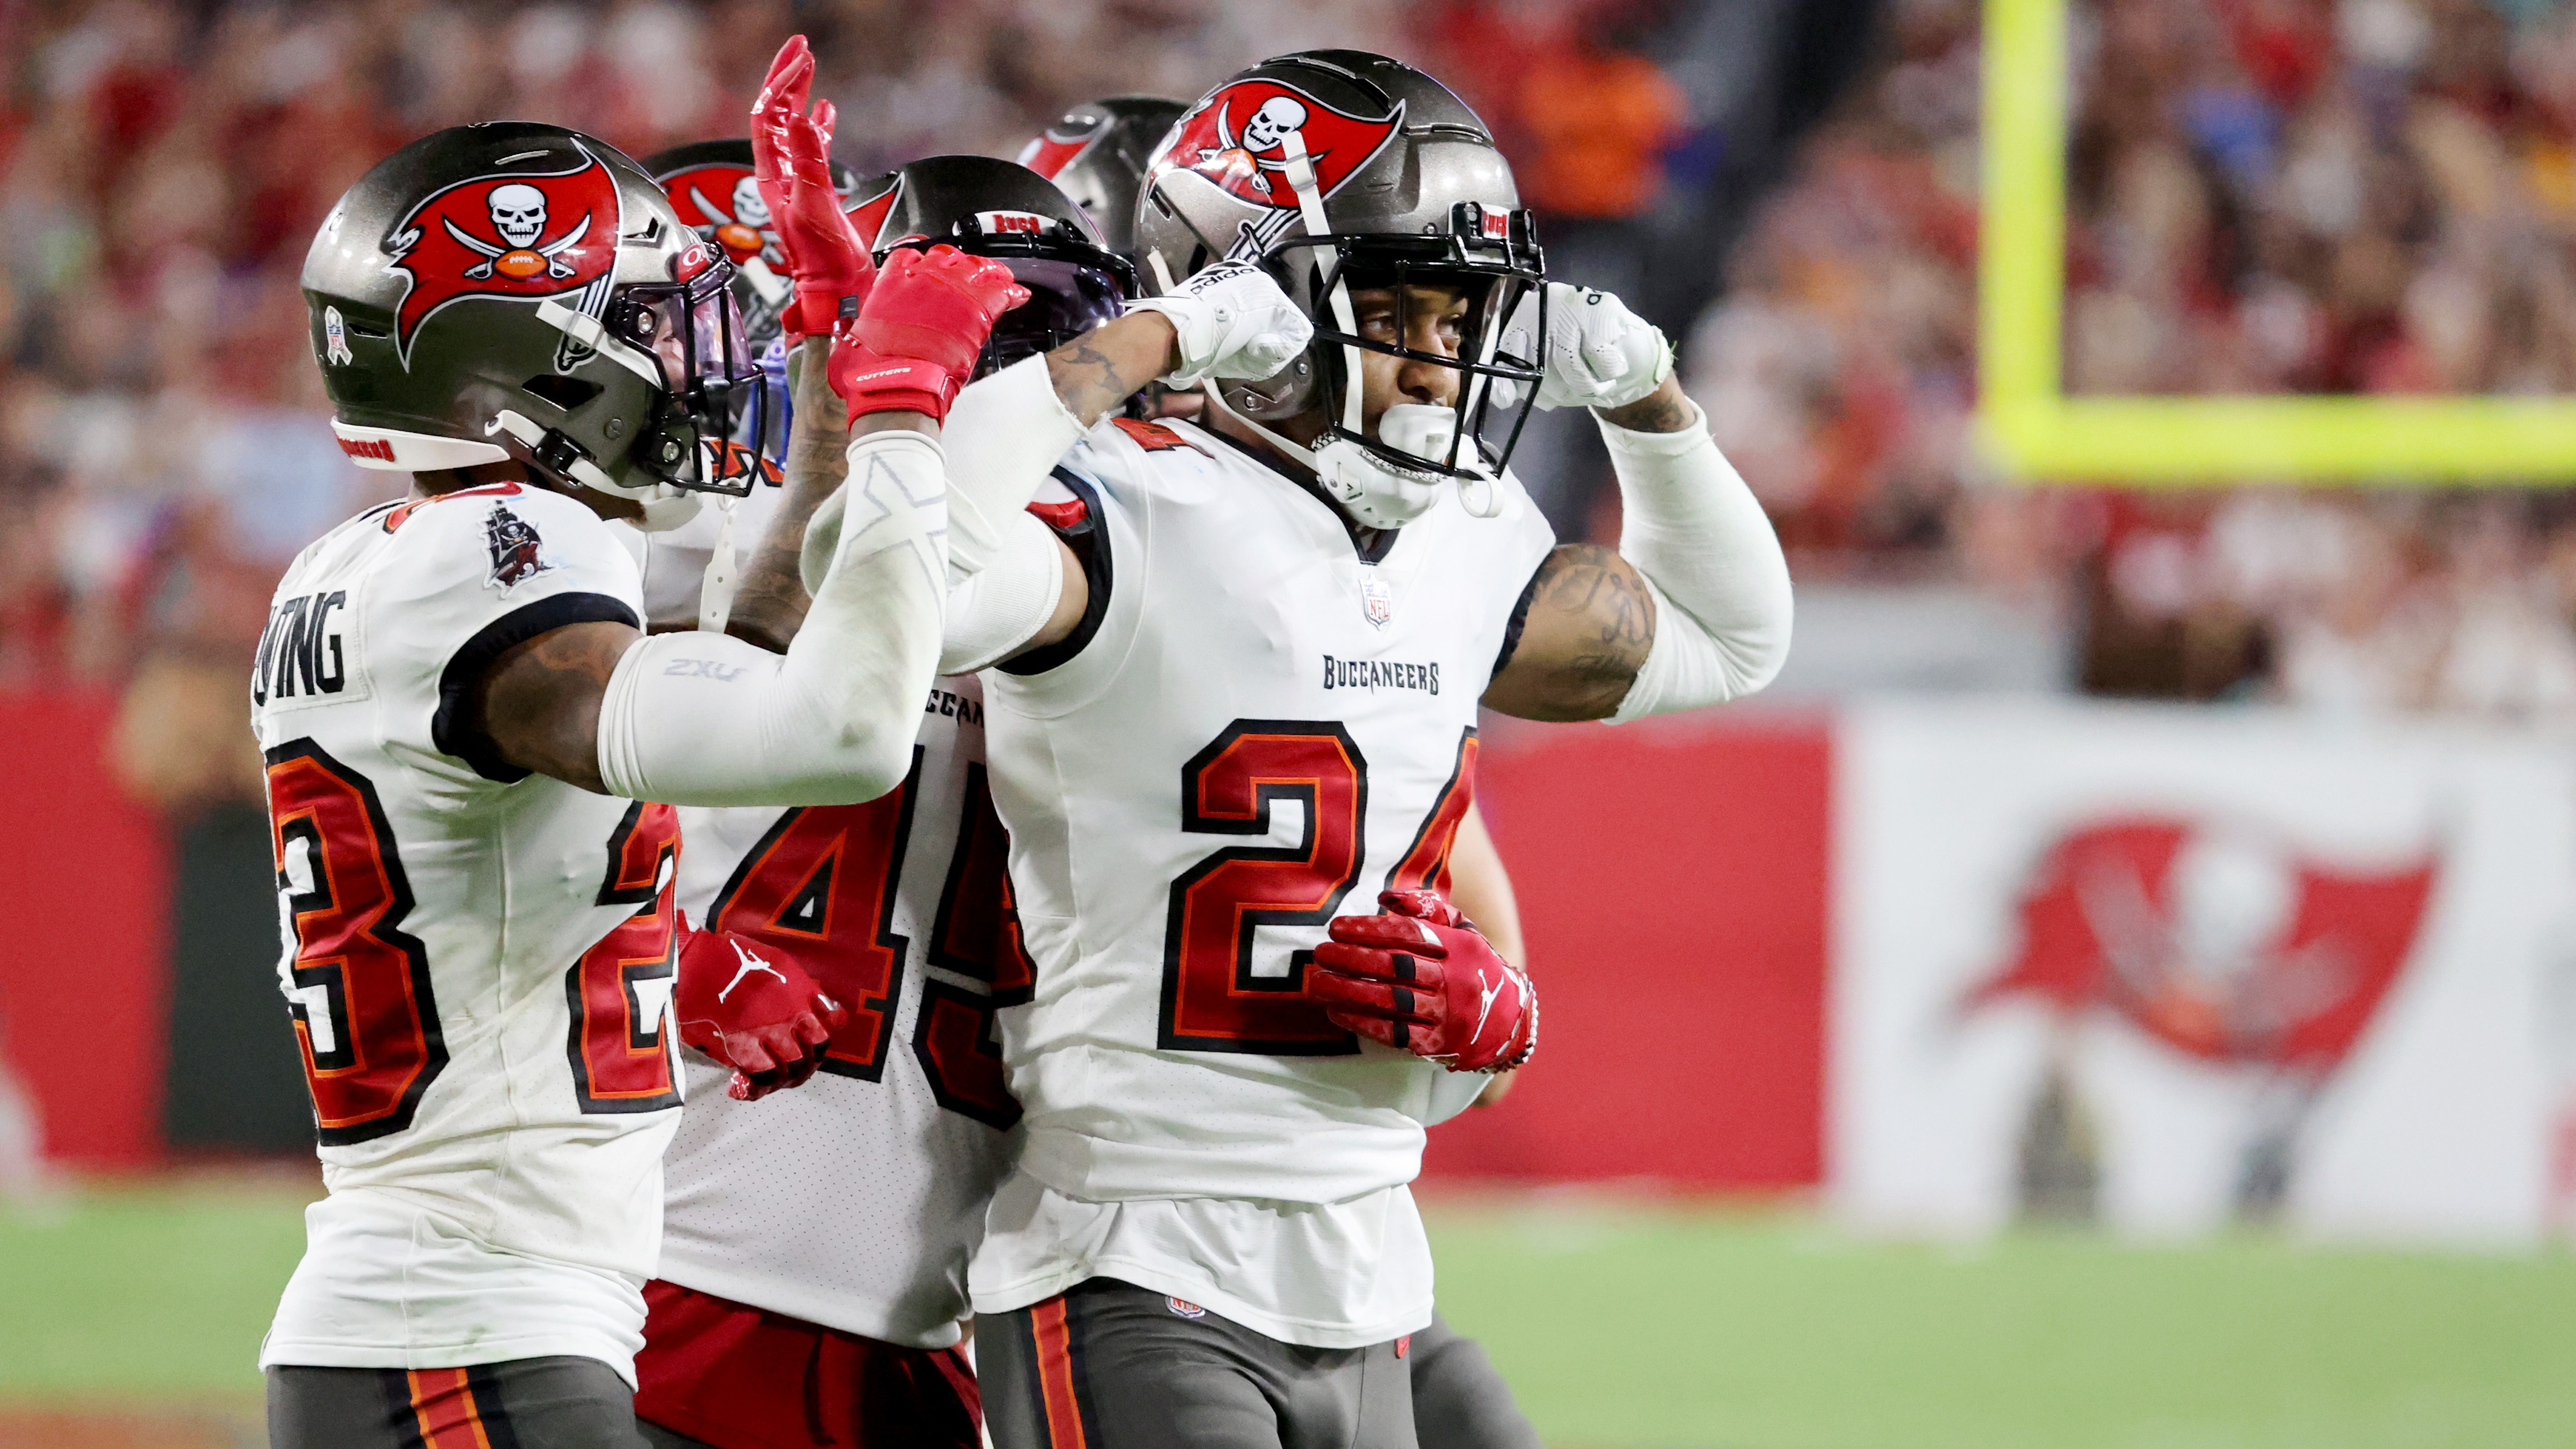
258,98,1027,1448
1017,85,1558,1449
946,52,1791,1448
620,57,1314,1449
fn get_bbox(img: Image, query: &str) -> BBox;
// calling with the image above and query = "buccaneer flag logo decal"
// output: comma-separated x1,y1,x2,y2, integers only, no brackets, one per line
1149,79,1404,260
381,142,623,367
655,160,778,266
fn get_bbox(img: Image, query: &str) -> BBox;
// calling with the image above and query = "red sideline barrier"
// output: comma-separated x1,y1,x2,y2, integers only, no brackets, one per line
1423,713,1832,1189
0,692,170,1166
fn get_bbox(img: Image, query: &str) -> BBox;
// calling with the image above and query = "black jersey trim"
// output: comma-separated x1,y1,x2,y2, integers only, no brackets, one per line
432,591,640,783
1205,428,1399,564
1001,468,1114,676
1491,560,1544,681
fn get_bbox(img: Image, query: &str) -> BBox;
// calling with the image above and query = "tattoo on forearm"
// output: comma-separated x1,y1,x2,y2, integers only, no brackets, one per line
727,338,846,652
1596,388,1694,434
1046,338,1136,426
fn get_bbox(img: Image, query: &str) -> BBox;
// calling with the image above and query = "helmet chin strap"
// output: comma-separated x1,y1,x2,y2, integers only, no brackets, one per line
1208,130,1498,529
488,410,703,533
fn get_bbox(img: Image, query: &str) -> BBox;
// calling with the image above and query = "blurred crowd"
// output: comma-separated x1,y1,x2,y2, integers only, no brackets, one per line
1688,0,2576,717
4,0,2574,822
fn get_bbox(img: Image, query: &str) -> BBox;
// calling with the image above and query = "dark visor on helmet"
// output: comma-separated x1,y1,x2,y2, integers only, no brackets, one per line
979,258,1128,376
609,257,776,496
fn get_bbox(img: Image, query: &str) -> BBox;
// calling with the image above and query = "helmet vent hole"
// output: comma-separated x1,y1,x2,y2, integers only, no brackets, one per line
522,375,603,412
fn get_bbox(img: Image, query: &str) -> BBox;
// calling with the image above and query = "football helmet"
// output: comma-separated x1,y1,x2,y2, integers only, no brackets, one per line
302,122,767,531
854,155,1135,377
642,138,859,353
1133,52,1547,528
1017,96,1188,264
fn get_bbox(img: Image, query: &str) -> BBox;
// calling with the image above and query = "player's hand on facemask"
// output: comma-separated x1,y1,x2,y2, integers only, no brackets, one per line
1507,281,1672,413
1126,263,1313,388
828,244,1029,424
672,920,847,1101
1306,889,1537,1073
750,37,872,342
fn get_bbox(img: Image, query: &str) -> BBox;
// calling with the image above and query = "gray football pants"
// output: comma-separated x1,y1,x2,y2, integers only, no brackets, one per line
980,1278,1416,1449
1407,1314,1543,1449
267,1355,649,1448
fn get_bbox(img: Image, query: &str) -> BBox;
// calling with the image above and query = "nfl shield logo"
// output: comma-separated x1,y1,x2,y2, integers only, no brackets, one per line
1360,574,1394,628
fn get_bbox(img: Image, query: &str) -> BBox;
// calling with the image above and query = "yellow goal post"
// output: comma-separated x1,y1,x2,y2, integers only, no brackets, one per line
1977,0,2576,485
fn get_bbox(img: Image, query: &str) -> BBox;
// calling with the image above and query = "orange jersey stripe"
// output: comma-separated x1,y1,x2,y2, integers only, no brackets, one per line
407,1367,496,1449
1031,1296,1088,1449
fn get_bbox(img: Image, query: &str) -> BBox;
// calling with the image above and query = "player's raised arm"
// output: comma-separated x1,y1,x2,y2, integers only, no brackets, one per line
932,262,1313,671
1481,284,1793,722
478,54,1027,805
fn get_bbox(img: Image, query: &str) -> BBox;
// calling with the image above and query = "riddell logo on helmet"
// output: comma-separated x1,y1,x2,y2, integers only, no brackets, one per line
381,142,623,367
1154,80,1403,213
337,435,396,463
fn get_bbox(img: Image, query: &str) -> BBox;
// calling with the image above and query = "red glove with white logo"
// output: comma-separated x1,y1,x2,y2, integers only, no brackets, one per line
1307,891,1537,1073
671,921,846,1101
750,37,873,342
829,244,1029,424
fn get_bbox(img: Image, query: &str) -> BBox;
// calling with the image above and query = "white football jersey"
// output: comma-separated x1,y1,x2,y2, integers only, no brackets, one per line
969,416,1555,1346
656,671,1026,1348
251,483,683,1383
621,486,1026,1349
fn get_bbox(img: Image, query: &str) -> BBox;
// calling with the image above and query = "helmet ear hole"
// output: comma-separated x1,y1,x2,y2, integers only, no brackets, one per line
521,375,603,412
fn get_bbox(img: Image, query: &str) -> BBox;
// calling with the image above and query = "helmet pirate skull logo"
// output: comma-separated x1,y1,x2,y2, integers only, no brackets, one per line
1160,79,1404,213
730,174,770,228
488,184,547,248
379,143,621,364
1240,96,1308,154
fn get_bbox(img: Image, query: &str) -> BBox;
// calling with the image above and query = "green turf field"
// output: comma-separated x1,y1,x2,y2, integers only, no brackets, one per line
5,1183,2574,1448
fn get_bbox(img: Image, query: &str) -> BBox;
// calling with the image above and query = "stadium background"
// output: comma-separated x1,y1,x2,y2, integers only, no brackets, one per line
6,0,2576,1443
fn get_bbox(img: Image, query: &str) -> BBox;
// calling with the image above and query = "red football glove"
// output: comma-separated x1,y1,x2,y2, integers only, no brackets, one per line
829,244,1029,424
1307,890,1538,1073
750,37,873,343
671,920,846,1101
748,36,810,261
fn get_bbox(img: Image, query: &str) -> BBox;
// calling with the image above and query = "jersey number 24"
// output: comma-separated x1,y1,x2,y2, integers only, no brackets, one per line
1162,721,1475,1055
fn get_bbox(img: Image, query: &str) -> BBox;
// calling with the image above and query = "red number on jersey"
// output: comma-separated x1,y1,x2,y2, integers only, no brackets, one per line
1386,727,1477,896
911,763,1033,1127
566,802,683,1113
1161,721,1366,1054
704,750,921,1079
265,741,447,1144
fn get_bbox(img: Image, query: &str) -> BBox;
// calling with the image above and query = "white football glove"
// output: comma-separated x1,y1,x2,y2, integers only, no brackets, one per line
1501,281,1672,412
1126,263,1313,388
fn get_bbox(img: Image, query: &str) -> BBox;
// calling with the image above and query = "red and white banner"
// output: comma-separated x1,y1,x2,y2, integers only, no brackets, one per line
1832,699,2575,1245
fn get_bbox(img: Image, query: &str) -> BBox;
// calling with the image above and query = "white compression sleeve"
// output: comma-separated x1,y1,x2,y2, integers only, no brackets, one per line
596,431,950,805
1602,399,1793,722
934,353,1084,584
800,356,1083,596
939,507,1066,674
